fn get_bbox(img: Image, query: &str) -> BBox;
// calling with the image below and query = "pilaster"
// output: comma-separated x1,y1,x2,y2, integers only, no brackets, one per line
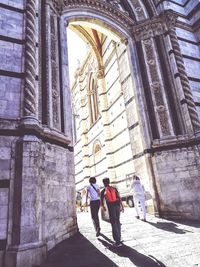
96,67,116,180
163,11,200,133
22,0,39,127
132,10,200,134
77,71,91,183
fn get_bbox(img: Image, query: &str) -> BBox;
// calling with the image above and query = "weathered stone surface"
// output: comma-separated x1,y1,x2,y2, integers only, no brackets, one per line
0,8,24,39
0,76,21,119
0,1,200,267
152,147,200,220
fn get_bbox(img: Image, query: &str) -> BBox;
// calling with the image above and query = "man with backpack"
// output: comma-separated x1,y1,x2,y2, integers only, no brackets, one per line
101,178,124,247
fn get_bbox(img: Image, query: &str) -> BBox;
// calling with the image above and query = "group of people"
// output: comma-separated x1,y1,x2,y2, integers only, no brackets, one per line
76,189,89,212
77,175,146,247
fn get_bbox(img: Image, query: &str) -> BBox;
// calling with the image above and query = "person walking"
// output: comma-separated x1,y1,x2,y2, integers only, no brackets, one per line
132,175,146,221
81,189,88,212
86,177,101,236
76,191,82,212
101,178,124,247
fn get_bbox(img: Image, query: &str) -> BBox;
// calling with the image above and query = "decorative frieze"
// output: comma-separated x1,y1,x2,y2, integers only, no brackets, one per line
127,0,146,21
132,10,177,41
101,0,129,15
47,0,62,13
61,0,134,29
133,20,164,41
50,14,61,129
142,37,174,137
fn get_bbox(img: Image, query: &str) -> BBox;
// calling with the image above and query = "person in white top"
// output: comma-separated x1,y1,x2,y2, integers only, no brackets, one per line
81,189,88,212
132,175,146,221
86,177,101,236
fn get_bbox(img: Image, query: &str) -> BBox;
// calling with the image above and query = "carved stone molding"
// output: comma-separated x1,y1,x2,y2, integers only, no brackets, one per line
133,9,200,131
101,0,129,15
161,9,178,29
159,11,200,131
50,14,61,129
96,67,105,79
128,0,146,21
61,0,135,29
133,10,178,41
142,38,173,136
47,0,62,13
23,0,37,119
168,25,200,131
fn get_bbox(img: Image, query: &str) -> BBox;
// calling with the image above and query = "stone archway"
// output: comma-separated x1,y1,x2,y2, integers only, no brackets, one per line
1,1,200,267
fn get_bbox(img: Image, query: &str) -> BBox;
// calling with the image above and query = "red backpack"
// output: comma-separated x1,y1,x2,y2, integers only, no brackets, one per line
105,186,118,203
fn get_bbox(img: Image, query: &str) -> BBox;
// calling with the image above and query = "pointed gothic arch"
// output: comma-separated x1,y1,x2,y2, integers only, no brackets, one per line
87,72,100,125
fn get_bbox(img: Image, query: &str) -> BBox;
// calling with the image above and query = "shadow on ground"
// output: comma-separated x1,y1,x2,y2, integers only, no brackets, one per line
98,237,166,267
146,221,192,234
170,219,200,228
39,232,118,267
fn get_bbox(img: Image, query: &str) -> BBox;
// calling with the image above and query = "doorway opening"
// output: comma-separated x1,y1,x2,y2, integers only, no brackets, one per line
66,19,152,211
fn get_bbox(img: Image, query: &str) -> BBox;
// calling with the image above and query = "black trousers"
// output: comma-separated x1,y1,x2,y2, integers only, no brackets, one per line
90,200,100,231
107,203,121,243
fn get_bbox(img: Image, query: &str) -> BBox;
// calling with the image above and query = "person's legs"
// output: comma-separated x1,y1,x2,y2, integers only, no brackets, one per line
115,205,121,242
133,196,140,218
90,200,100,234
108,204,121,244
139,197,146,220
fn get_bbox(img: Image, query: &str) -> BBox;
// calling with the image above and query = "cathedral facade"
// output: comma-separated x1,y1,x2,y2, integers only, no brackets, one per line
0,1,200,266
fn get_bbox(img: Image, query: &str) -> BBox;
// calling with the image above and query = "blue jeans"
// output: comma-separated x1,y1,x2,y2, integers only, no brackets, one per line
107,202,121,243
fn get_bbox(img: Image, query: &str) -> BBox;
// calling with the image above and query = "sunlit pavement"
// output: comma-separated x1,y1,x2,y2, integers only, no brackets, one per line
40,207,200,267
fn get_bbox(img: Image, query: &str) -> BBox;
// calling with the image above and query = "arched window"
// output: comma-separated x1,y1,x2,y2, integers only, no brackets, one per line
94,143,101,154
88,74,99,125
93,141,103,176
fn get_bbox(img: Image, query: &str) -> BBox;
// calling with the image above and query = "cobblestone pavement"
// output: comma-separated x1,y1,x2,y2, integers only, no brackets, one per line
40,207,200,267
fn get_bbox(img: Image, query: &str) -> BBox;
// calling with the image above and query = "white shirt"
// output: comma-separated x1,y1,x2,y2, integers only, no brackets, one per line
132,180,145,198
87,184,100,201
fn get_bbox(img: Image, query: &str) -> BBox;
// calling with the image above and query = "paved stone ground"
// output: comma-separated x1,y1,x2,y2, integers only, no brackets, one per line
40,208,200,267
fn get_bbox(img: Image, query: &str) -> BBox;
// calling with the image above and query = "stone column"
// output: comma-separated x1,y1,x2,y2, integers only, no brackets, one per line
162,11,200,133
96,67,116,180
140,36,175,138
77,71,91,183
44,1,62,131
59,18,73,140
132,15,187,139
21,0,38,127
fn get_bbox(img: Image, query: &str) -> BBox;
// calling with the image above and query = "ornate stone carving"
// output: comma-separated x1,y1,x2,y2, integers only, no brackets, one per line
47,0,62,12
156,105,172,135
96,67,105,79
165,14,200,131
128,0,146,21
24,0,37,118
133,9,200,131
102,0,129,15
142,38,172,136
161,9,177,29
50,14,60,129
133,18,166,41
61,0,134,29
133,10,178,41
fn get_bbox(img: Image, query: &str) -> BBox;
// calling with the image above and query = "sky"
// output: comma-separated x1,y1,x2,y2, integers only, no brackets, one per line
67,28,88,86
